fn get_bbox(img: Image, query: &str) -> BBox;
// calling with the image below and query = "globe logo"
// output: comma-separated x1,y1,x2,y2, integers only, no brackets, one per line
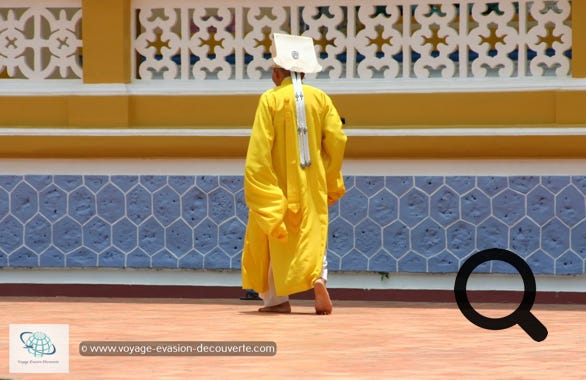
20,331,57,357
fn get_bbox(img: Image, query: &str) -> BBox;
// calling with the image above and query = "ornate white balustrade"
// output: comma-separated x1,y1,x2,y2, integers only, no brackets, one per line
0,1,82,80
0,1,574,83
132,0,572,82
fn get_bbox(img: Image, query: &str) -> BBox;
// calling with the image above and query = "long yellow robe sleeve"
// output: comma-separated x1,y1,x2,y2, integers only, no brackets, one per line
242,77,346,296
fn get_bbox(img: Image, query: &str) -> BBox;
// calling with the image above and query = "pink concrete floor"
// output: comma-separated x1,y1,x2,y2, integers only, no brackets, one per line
1,297,585,379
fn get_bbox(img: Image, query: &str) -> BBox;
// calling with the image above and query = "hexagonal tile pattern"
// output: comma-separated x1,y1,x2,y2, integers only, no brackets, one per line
0,175,584,275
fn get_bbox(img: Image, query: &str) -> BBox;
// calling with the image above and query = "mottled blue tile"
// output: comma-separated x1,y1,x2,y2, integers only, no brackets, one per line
428,251,459,273
209,188,235,224
491,260,519,274
477,176,508,197
179,250,204,269
476,217,509,251
127,185,151,225
0,188,9,219
399,188,428,227
556,186,586,226
387,176,413,196
341,249,368,271
0,175,22,191
509,217,540,256
446,176,475,193
571,176,586,194
66,248,97,267
219,218,245,257
168,176,195,194
53,217,82,253
326,251,341,270
509,176,539,193
69,186,96,224
340,188,368,224
153,186,181,226
461,189,491,225
126,248,151,268
152,249,178,268
166,220,194,256
447,221,475,258
98,247,125,268
40,184,67,221
140,175,167,191
542,218,570,258
25,175,52,190
97,184,125,223
542,176,569,194
430,186,459,226
382,221,409,258
493,189,525,225
138,217,165,255
235,190,248,223
328,218,353,256
25,215,51,253
182,187,207,227
368,189,397,227
39,246,65,267
0,251,6,266
112,218,138,252
84,175,108,192
355,219,382,257
231,253,242,269
343,176,355,190
220,176,243,193
111,175,139,192
555,251,583,275
356,176,384,197
54,175,82,191
527,250,554,275
0,215,23,253
527,185,555,225
368,250,396,272
9,247,38,267
194,217,218,254
196,176,218,193
11,182,38,222
398,253,427,273
412,219,446,257
204,247,231,269
415,176,443,194
83,217,111,253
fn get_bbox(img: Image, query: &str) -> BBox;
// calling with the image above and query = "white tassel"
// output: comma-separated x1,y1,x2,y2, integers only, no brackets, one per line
292,72,311,168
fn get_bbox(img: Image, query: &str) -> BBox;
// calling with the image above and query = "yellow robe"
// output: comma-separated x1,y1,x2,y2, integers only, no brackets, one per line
241,77,347,296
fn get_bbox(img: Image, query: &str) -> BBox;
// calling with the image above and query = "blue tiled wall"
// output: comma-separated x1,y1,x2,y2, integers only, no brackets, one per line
1,175,585,275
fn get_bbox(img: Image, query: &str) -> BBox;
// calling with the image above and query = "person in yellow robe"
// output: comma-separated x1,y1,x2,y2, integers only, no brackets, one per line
241,33,347,314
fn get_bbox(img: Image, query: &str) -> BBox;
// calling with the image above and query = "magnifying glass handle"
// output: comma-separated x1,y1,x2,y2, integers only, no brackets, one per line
519,312,548,342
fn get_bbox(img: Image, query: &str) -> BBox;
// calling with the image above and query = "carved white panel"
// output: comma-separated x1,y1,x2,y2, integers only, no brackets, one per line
0,2,82,80
132,0,573,82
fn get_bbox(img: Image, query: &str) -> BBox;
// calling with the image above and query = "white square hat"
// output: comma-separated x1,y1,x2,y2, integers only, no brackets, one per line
271,33,323,74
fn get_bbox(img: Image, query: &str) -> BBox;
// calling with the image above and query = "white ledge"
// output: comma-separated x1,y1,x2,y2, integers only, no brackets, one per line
2,127,586,137
1,78,586,96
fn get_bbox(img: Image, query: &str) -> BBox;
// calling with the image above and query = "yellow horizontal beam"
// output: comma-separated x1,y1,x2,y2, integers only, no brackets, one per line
1,90,585,128
2,132,586,159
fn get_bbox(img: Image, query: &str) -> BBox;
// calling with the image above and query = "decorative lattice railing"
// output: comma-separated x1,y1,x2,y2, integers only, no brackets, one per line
0,1,82,80
0,1,574,82
132,0,572,81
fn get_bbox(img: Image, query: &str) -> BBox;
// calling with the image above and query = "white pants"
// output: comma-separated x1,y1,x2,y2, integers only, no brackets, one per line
261,256,328,307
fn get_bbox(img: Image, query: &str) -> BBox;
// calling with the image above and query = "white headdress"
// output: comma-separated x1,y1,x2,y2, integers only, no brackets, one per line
271,33,322,168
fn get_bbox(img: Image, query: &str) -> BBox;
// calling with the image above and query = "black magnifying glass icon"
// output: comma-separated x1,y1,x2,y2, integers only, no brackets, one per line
454,248,548,342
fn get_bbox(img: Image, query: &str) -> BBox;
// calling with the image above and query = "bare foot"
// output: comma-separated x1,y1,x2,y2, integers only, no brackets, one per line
258,301,291,313
314,278,333,315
